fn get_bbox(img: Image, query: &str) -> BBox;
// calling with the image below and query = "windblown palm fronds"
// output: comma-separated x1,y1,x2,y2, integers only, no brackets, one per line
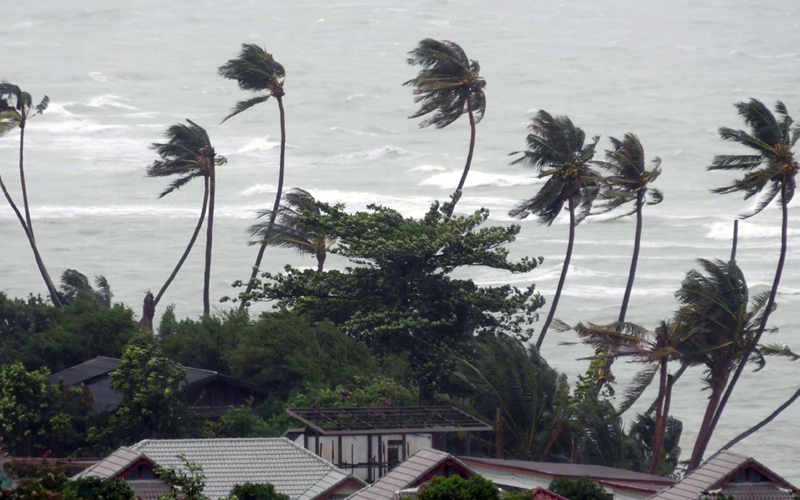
218,44,285,122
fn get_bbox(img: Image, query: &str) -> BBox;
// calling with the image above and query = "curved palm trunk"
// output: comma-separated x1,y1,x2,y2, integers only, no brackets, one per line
0,173,61,307
239,95,286,311
689,182,789,470
721,388,799,451
687,368,730,471
445,96,476,217
18,122,34,241
316,247,326,272
154,177,209,307
536,196,576,350
596,193,644,392
650,360,669,474
647,363,688,414
203,166,216,316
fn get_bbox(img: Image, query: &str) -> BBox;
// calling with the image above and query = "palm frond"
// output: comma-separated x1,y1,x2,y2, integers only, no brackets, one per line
35,95,49,115
617,364,659,415
218,44,285,95
221,94,270,123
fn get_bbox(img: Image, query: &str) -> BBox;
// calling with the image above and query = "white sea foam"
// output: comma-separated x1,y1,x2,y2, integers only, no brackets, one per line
330,126,375,136
237,137,281,154
407,165,446,173
46,102,87,119
241,184,277,196
88,95,139,110
88,72,110,82
706,221,800,240
420,170,539,189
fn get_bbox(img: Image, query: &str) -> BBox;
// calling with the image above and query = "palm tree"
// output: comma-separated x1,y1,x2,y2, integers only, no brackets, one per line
0,84,60,307
218,44,286,311
556,319,680,473
591,134,663,390
674,259,797,471
147,120,226,316
509,111,601,349
689,99,800,470
404,39,486,216
248,188,336,272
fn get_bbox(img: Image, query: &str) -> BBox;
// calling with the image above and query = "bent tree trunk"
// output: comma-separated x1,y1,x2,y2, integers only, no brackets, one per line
446,95,476,217
203,167,216,316
0,173,62,307
536,196,576,350
240,95,286,310
651,370,674,474
650,358,668,473
721,388,800,451
19,122,34,241
154,177,210,307
689,182,789,470
688,368,730,470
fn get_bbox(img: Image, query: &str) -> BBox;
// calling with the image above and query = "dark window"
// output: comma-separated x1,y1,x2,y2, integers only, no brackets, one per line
388,440,403,470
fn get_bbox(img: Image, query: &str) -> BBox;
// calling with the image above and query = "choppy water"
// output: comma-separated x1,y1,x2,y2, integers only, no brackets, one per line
1,0,799,480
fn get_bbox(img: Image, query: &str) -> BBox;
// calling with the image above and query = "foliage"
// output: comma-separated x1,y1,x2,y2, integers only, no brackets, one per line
548,477,612,500
206,402,281,439
105,333,194,445
227,482,288,500
404,38,486,129
58,270,113,308
154,455,207,500
0,81,48,135
593,134,663,217
231,200,544,398
627,413,683,476
417,475,500,500
0,471,70,500
218,44,286,122
67,476,135,500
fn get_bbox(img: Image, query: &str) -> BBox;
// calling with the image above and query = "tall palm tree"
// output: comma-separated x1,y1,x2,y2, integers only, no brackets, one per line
0,84,60,307
689,99,800,470
248,188,336,272
556,319,680,473
591,134,663,390
218,44,286,311
509,111,601,349
404,39,486,216
147,120,226,316
675,259,797,471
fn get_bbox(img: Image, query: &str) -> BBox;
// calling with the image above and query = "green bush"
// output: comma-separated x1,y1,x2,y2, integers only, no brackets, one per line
548,478,612,500
418,475,500,500
228,482,289,500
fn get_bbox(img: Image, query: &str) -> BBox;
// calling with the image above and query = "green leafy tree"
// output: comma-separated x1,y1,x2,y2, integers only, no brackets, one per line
67,477,135,500
106,334,194,444
0,82,61,307
418,475,499,500
404,39,487,215
228,482,288,500
58,269,113,308
509,111,601,349
248,189,336,272
218,44,287,310
153,455,207,500
691,99,800,470
549,478,612,500
231,199,544,399
147,120,227,318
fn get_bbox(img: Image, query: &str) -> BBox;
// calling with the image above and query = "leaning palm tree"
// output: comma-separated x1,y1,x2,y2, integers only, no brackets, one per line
689,99,800,470
675,259,797,471
147,120,226,317
0,84,60,307
248,188,336,272
509,111,601,349
555,319,680,473
218,44,286,311
405,39,486,216
591,134,663,390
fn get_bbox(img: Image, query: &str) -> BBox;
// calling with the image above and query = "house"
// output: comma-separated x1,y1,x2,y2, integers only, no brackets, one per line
344,448,475,500
458,456,676,500
646,450,797,500
285,406,493,483
73,438,367,500
49,356,269,417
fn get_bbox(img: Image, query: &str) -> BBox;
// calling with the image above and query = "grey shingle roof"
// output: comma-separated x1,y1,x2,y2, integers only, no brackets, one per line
346,448,474,500
647,451,797,500
721,483,795,500
75,438,365,500
127,480,170,500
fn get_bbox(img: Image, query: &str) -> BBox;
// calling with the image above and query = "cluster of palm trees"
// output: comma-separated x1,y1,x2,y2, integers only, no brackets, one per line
2,37,798,475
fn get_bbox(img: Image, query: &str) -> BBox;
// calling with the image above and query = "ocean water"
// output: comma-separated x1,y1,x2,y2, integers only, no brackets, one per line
1,0,799,479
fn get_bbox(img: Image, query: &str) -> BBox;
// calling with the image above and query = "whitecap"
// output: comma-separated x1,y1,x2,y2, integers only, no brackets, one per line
88,72,110,83
241,184,277,196
419,170,539,189
88,95,139,110
407,165,446,173
345,94,364,101
46,102,87,119
365,145,416,159
707,221,800,240
237,137,281,153
330,126,375,136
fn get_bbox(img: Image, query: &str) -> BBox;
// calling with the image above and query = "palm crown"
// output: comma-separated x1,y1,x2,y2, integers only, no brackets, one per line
709,99,799,216
404,39,486,129
594,133,663,216
509,111,601,224
147,120,227,197
0,81,49,135
218,44,286,122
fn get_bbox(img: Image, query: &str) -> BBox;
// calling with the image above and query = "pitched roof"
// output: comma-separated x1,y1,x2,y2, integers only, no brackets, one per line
287,407,493,435
459,456,674,494
74,438,366,500
528,487,573,500
127,480,171,500
346,448,474,500
647,451,797,500
720,483,795,500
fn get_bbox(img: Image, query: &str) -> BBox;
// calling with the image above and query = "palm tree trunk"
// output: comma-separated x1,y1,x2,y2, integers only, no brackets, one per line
687,368,729,471
721,388,799,451
690,182,789,469
0,173,61,307
445,96,475,217
536,196,575,350
316,247,326,272
154,177,209,307
537,420,565,460
650,361,669,474
731,220,738,262
18,122,34,241
203,166,215,316
239,95,286,311
647,363,688,414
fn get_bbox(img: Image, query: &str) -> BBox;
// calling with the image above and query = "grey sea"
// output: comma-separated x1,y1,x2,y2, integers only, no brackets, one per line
2,0,799,479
